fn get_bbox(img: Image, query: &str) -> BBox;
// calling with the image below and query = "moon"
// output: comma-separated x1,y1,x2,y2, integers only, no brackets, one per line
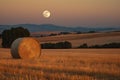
43,10,51,18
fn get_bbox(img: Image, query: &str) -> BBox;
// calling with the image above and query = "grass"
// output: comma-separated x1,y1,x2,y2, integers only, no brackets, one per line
0,49,120,80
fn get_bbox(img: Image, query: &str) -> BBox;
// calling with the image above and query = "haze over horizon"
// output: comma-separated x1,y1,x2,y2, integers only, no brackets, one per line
0,0,120,27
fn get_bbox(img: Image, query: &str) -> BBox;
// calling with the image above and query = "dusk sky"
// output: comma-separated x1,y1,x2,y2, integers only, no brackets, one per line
0,0,120,27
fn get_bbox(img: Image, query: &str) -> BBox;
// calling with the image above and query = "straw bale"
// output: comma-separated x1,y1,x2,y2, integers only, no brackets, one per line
11,38,41,59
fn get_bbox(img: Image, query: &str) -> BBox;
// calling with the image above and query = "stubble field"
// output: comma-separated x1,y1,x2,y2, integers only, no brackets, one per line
0,48,120,80
38,32,120,48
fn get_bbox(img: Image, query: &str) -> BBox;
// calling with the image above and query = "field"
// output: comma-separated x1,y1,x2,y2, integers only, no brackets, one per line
0,48,120,80
0,32,120,48
37,32,120,47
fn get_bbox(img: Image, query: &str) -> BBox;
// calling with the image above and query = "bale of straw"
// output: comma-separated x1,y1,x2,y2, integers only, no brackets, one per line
11,37,41,59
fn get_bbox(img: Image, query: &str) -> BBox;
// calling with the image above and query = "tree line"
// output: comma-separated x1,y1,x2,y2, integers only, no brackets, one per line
41,42,120,49
41,41,72,49
78,43,120,48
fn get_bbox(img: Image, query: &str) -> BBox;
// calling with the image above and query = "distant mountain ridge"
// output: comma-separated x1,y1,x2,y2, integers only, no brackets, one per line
0,24,120,33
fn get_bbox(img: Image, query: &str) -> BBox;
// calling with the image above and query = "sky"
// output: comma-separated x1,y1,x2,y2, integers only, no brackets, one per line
0,0,120,27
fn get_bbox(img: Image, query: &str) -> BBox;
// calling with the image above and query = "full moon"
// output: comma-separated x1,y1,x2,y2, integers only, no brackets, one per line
43,10,51,18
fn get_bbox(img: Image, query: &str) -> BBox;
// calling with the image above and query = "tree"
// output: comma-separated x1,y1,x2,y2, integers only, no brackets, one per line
63,41,72,49
78,43,88,48
0,34,1,38
88,31,96,33
41,43,55,49
2,27,30,48
41,41,72,49
76,31,82,34
54,41,72,49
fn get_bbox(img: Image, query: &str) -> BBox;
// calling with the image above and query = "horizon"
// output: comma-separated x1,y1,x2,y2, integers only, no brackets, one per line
0,23,120,28
0,0,120,27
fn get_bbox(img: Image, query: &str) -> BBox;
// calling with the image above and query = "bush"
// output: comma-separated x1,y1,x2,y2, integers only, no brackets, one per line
2,27,30,48
41,43,55,49
101,43,120,48
76,31,82,34
0,34,1,38
59,32,71,35
88,31,96,33
89,45,101,48
49,33,58,36
55,41,72,49
78,43,88,48
41,41,72,49
78,43,120,48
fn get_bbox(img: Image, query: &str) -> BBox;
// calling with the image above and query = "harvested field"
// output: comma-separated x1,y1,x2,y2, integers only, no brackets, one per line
38,32,120,47
0,32,120,48
0,48,120,80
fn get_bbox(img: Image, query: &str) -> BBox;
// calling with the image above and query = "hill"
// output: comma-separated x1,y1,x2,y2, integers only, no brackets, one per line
0,24,120,33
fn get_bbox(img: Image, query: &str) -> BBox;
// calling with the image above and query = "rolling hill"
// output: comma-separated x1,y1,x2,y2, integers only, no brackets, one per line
0,24,120,33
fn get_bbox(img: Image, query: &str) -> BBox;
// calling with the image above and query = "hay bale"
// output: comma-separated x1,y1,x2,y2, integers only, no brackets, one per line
11,37,41,59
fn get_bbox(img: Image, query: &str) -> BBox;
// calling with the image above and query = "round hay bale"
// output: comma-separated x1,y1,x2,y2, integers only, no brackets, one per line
11,37,41,59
